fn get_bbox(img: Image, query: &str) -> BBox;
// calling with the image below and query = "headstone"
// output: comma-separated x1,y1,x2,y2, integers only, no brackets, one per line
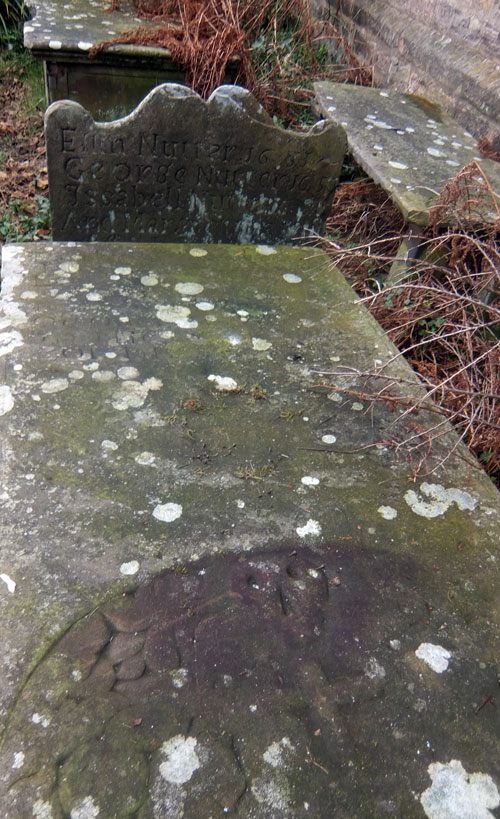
45,83,346,244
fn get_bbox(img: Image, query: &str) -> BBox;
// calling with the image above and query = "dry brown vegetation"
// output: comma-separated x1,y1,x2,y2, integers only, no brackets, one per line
322,164,500,482
92,0,371,121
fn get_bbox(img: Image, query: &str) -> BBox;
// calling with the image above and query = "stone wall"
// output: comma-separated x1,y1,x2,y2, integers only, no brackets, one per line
311,0,500,149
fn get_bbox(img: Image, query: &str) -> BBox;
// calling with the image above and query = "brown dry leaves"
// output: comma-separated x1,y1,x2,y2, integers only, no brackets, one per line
0,64,47,210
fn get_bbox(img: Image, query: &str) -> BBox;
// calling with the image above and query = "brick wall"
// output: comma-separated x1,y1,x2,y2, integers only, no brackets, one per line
311,0,500,148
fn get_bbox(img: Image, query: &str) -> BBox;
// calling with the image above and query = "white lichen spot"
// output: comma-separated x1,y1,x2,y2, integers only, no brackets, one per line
365,657,386,679
351,402,364,411
68,370,84,380
416,643,451,673
427,147,445,158
404,483,477,518
135,451,156,466
60,261,79,273
92,370,115,382
33,800,54,819
195,301,214,311
208,374,238,391
114,266,131,276
77,41,93,51
388,160,408,169
83,362,99,372
40,378,69,394
321,434,337,444
101,440,118,451
174,282,204,295
86,292,102,302
389,639,401,651
252,337,272,351
237,309,249,317
170,668,189,688
120,561,139,576
189,248,207,257
159,736,200,784
48,39,62,49
12,751,25,769
252,772,292,811
301,476,320,486
328,391,342,403
141,274,158,286
0,330,23,356
378,505,398,520
420,760,500,819
105,352,117,359
390,177,402,184
111,377,162,411
282,273,302,283
0,573,16,594
153,502,183,522
31,713,50,728
263,737,293,768
156,304,198,328
236,499,245,509
0,386,14,416
406,126,415,133
296,519,322,538
70,795,100,819
255,245,277,255
373,120,393,129
117,366,140,380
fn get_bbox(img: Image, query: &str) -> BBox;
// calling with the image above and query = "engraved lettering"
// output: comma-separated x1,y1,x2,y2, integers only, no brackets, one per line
61,128,76,153
64,156,83,181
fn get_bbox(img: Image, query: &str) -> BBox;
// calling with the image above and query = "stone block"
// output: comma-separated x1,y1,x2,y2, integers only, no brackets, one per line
45,83,346,244
314,80,500,224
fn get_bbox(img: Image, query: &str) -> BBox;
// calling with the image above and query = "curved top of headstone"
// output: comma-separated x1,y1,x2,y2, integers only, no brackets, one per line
45,83,346,245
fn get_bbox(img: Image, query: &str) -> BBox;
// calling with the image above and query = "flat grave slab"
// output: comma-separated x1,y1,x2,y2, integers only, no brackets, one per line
314,80,500,225
1,241,500,817
45,84,345,244
25,0,238,119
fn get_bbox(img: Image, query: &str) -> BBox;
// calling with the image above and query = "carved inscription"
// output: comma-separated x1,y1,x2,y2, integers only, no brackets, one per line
46,84,346,244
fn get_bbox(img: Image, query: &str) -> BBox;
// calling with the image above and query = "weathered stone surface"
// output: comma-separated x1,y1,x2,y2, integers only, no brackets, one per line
312,0,500,150
314,80,500,224
2,546,500,817
1,240,500,816
45,83,346,244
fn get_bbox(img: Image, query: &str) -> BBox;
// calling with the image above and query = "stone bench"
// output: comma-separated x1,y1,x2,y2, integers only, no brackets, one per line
314,80,500,227
1,239,500,816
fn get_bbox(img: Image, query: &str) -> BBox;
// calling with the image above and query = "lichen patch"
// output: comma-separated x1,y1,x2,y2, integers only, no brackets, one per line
296,519,322,538
208,374,238,391
415,643,451,673
40,378,69,394
69,795,100,819
0,385,14,415
111,378,162,411
174,282,204,296
420,760,500,819
159,735,200,784
153,503,183,523
378,506,398,520
404,483,477,518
